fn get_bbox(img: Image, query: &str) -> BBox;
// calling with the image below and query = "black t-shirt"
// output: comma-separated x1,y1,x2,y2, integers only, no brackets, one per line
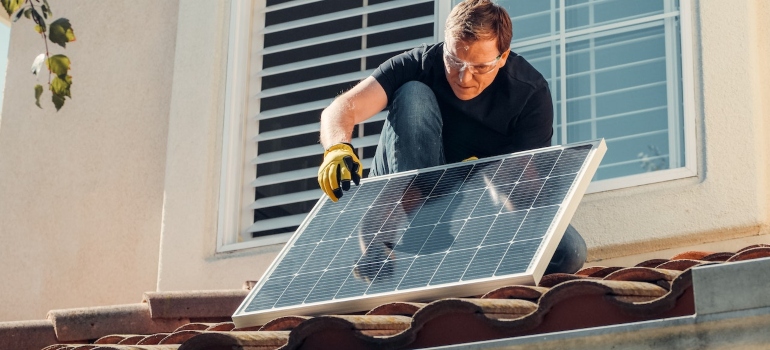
372,42,554,163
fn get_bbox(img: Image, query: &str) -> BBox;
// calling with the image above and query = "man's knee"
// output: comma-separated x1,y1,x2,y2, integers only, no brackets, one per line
545,224,587,274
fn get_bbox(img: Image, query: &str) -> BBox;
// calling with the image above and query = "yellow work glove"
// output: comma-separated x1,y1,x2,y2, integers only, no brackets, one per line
318,143,363,202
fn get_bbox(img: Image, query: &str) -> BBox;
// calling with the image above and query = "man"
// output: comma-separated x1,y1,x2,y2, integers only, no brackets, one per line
317,0,586,274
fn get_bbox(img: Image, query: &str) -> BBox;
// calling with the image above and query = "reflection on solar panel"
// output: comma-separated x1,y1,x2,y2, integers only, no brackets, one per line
233,140,606,327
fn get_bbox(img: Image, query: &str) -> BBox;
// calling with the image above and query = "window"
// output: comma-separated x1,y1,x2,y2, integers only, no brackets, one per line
218,0,447,250
489,0,695,190
219,0,694,250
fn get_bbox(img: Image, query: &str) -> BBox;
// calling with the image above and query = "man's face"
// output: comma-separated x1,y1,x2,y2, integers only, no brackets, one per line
443,37,510,100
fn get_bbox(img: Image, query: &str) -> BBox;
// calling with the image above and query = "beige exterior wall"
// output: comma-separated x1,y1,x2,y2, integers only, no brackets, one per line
0,1,179,321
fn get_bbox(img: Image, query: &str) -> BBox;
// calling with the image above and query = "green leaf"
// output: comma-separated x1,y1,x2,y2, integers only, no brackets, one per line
46,55,70,76
34,24,44,33
40,5,47,19
30,8,45,32
49,18,76,48
23,7,30,19
34,84,43,108
1,0,23,16
50,75,72,98
52,93,65,111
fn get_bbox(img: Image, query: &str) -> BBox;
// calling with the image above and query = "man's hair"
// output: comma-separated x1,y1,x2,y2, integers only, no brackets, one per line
444,0,513,53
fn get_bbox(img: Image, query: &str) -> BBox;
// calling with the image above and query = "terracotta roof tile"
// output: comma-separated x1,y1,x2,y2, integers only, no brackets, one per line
134,333,169,345
47,303,189,342
115,335,145,345
143,290,249,319
726,246,770,261
8,245,770,350
0,320,58,350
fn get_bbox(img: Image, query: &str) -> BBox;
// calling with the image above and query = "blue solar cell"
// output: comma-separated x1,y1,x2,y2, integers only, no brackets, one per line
430,248,475,285
366,257,414,295
482,210,527,246
244,275,293,312
430,164,473,196
304,268,350,304
470,183,516,217
274,272,323,308
297,239,345,275
459,160,502,191
496,238,543,275
397,252,445,290
462,243,509,280
491,155,531,186
372,175,416,206
410,194,453,227
439,189,486,222
320,208,366,241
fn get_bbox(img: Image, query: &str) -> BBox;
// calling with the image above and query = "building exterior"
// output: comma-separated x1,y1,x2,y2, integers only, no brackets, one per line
0,0,768,327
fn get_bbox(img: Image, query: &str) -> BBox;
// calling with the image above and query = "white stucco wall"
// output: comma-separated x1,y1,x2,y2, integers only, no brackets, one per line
155,0,770,292
0,1,179,321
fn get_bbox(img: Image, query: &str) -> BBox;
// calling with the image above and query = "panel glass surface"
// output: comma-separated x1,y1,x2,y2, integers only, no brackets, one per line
241,143,596,315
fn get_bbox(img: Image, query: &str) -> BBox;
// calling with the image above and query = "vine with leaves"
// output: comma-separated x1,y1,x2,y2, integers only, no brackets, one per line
3,0,76,111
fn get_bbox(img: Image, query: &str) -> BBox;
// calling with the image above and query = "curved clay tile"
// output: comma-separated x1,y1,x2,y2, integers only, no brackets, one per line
586,266,624,278
135,333,169,345
654,259,705,271
281,315,413,350
736,244,770,253
41,346,72,350
366,302,426,316
538,273,591,288
605,269,694,317
634,258,669,268
482,285,548,300
93,335,126,344
178,331,291,350
700,252,734,261
603,267,681,282
574,266,607,276
173,323,212,332
205,322,236,332
159,330,203,344
670,251,712,260
727,246,770,261
116,334,146,345
259,316,311,331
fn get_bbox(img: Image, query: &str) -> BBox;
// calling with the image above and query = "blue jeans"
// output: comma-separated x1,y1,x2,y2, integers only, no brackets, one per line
369,81,587,274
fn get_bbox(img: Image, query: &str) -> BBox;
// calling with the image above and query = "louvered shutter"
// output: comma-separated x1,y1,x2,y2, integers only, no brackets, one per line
248,0,438,238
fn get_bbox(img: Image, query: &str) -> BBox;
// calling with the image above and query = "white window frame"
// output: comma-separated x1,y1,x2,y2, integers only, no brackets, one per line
216,0,697,252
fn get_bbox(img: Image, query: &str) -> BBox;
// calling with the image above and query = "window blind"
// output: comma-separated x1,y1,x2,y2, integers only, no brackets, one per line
248,0,437,238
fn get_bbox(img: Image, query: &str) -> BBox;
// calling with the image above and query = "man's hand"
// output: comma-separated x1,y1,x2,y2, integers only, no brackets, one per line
318,143,363,201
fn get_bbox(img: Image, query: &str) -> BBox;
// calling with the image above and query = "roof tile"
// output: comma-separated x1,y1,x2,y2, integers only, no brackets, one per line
47,304,189,342
10,245,770,350
143,290,249,319
0,320,58,350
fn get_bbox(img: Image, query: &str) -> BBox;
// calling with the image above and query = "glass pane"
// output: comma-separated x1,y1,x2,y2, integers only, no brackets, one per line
565,0,666,32
499,0,560,44
561,23,683,180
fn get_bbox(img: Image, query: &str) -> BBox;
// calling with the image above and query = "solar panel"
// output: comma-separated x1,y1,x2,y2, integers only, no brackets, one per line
233,139,606,327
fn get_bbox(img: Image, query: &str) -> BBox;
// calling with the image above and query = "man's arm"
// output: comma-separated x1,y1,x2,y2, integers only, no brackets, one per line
320,76,388,148
318,76,388,201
